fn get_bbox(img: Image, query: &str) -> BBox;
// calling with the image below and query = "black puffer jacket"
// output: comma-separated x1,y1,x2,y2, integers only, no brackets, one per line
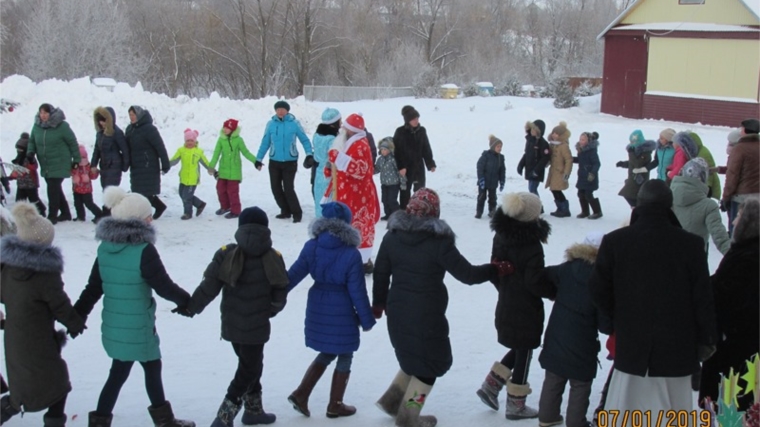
373,212,495,378
187,224,288,345
125,106,170,196
490,208,553,350
92,106,129,188
539,243,612,382
477,149,506,189
517,121,551,182
392,125,436,184
590,205,717,377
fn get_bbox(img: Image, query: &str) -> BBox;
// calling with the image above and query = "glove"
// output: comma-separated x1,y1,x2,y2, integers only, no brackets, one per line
372,306,385,319
587,173,595,182
171,306,194,318
302,155,315,169
499,183,504,192
491,259,515,277
68,324,87,339
478,178,485,189
719,200,729,212
615,161,626,168
563,174,570,182
255,161,264,171
632,167,647,174
698,344,716,362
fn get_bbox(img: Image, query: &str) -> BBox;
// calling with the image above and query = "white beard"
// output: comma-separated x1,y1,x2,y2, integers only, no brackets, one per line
331,127,348,151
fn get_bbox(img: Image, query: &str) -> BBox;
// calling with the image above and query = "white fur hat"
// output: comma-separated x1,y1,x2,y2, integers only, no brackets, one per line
12,202,54,246
104,186,152,221
501,192,542,222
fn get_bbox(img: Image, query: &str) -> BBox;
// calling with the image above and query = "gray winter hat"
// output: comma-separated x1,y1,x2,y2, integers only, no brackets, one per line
680,157,709,184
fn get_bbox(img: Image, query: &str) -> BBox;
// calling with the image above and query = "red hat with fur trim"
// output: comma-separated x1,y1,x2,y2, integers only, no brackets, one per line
343,113,365,133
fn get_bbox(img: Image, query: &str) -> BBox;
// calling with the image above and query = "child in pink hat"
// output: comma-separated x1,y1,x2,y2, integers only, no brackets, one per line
71,144,103,222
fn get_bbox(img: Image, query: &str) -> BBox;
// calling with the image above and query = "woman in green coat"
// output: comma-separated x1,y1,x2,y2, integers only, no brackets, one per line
27,104,81,224
73,187,195,427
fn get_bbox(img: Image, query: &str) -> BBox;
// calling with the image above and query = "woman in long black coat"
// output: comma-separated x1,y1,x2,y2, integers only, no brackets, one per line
372,188,498,427
475,192,554,420
699,197,759,411
125,106,170,219
92,107,129,215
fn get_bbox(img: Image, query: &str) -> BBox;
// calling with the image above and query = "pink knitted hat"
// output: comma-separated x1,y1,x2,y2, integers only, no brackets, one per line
184,128,199,141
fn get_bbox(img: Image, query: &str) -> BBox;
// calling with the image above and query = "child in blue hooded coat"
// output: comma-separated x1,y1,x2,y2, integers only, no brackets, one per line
286,201,376,419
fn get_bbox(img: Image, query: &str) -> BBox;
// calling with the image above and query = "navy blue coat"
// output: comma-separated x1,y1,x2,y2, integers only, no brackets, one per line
574,138,600,192
539,243,612,382
125,107,170,196
288,218,375,354
477,149,506,189
92,106,129,188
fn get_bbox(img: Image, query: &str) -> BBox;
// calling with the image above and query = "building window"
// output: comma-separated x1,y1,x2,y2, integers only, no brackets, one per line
679,0,704,4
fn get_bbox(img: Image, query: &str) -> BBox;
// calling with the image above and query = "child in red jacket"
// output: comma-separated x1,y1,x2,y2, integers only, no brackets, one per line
71,145,103,222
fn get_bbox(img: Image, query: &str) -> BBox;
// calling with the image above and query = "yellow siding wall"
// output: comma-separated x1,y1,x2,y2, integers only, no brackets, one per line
647,37,760,100
623,0,759,26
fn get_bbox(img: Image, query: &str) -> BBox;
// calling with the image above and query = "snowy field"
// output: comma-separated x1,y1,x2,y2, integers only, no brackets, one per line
0,75,730,426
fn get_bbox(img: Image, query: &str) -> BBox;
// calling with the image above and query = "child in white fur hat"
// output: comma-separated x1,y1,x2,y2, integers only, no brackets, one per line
73,187,195,427
0,202,85,426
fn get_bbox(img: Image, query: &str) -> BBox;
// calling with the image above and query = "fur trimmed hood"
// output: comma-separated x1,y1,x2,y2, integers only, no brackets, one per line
94,106,116,136
0,235,64,273
627,139,657,157
309,217,361,247
564,243,598,264
576,138,599,153
387,210,455,239
672,132,699,158
95,217,156,245
35,107,66,129
490,208,551,244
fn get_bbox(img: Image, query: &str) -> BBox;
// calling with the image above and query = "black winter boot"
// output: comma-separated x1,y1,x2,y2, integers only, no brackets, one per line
577,194,590,218
43,414,67,427
210,398,241,427
150,196,167,220
147,401,195,427
588,198,603,219
241,392,276,425
88,411,113,427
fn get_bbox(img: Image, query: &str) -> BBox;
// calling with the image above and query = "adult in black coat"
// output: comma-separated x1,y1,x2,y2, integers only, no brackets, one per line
372,188,498,427
92,107,129,189
185,207,287,424
517,120,551,197
393,106,436,209
590,180,717,412
125,106,170,219
476,192,553,419
537,234,613,427
699,197,759,411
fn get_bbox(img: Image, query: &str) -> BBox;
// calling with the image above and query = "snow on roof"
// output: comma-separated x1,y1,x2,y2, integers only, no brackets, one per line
598,0,760,39
476,82,494,87
522,85,536,91
440,83,458,89
612,22,760,32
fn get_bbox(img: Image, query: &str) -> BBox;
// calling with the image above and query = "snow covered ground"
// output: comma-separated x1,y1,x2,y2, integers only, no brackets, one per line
0,75,731,426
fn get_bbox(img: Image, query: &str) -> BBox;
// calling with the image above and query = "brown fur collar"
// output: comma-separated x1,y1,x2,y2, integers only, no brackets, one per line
564,243,598,264
738,134,759,144
94,106,114,136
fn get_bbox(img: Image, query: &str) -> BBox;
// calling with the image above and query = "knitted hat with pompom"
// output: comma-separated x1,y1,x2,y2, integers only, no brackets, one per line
501,192,542,222
12,202,54,246
104,186,152,221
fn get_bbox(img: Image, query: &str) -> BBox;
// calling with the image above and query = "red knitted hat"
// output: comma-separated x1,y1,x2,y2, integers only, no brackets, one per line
223,119,239,132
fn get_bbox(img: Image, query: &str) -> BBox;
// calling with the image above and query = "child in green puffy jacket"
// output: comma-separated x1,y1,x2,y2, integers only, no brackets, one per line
208,119,258,219
169,129,212,220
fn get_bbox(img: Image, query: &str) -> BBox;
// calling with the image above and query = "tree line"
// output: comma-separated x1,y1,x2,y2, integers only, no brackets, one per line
0,0,623,99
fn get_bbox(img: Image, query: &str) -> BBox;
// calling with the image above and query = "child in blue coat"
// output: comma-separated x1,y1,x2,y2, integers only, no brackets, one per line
286,201,376,419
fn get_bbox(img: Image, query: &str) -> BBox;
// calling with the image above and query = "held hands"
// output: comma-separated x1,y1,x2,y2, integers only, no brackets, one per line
491,259,515,277
68,324,87,339
171,306,194,318
719,200,729,212
372,305,385,319
615,161,626,168
302,155,315,169
255,161,264,171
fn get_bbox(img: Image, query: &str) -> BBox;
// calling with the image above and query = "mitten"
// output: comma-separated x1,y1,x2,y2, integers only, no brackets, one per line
615,161,626,168
478,178,485,189
587,173,595,182
255,161,264,170
171,306,194,318
698,344,716,362
491,259,515,277
302,155,315,169
372,306,384,319
719,200,729,212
